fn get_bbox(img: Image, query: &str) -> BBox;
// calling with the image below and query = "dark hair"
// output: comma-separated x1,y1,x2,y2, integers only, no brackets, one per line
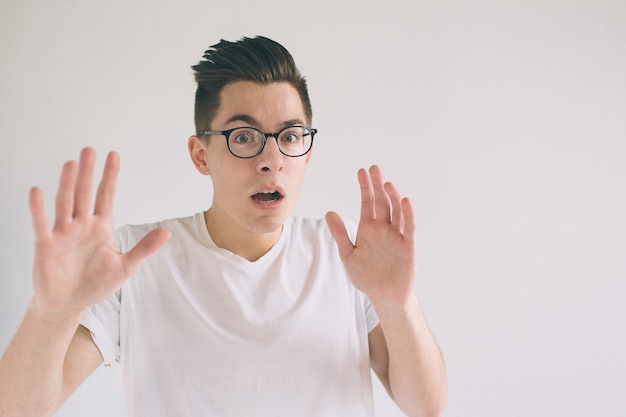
191,36,312,134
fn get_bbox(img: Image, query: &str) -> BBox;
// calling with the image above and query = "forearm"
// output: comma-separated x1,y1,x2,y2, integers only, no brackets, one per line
0,298,84,417
374,294,448,417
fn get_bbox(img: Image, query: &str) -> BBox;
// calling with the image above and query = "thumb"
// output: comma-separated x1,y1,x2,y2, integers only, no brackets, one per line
124,228,171,273
325,211,354,259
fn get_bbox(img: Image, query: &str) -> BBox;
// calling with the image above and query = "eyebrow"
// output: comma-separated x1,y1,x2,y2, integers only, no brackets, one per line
224,114,307,129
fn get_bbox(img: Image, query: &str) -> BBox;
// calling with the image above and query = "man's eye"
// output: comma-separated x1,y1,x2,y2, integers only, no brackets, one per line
234,133,254,144
281,133,301,143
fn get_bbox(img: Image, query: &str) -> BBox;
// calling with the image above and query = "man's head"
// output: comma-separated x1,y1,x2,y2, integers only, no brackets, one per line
188,37,315,256
192,36,312,134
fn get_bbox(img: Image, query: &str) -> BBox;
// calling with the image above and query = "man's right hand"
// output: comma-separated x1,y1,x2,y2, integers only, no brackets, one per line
28,147,171,317
0,148,170,417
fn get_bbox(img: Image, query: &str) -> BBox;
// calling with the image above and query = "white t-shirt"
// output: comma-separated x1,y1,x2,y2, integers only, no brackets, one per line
81,213,379,417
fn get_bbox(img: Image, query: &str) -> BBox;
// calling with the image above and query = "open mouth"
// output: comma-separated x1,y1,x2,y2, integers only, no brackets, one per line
251,190,282,203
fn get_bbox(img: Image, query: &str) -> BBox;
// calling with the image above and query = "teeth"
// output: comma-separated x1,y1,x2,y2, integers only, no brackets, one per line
252,189,281,202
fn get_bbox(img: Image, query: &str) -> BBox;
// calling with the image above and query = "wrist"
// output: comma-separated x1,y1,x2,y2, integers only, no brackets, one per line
29,296,88,330
370,292,419,320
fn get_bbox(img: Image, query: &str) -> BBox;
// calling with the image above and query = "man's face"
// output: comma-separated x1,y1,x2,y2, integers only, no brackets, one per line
191,81,312,236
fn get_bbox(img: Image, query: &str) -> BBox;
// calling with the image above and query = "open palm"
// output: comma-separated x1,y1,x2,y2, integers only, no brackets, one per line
29,148,170,316
326,166,417,308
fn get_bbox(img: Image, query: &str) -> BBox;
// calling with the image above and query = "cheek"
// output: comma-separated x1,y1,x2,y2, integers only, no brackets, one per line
210,163,251,197
287,164,308,192
212,171,239,192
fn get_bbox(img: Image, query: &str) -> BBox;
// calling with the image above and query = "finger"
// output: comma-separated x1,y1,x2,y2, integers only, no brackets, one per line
94,151,120,217
384,181,404,233
124,228,171,273
54,160,78,227
29,187,51,241
73,148,96,218
401,197,417,245
357,168,375,221
369,165,391,223
325,211,354,260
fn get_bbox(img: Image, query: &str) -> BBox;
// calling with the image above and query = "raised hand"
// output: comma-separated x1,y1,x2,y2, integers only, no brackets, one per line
29,148,170,316
326,165,417,309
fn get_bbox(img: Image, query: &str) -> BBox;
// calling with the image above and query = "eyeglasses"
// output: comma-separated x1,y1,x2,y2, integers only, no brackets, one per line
198,125,317,158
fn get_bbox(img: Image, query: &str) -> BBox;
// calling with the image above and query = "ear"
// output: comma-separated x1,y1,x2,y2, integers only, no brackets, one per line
188,135,211,176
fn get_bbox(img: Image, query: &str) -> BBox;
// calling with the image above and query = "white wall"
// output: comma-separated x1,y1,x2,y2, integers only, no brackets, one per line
1,1,625,416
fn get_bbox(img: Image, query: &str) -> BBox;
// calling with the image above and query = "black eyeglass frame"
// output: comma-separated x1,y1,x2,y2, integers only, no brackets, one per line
198,125,317,159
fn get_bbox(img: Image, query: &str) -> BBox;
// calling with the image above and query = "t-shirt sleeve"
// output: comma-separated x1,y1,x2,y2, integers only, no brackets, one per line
80,291,121,366
79,227,127,367
363,293,380,333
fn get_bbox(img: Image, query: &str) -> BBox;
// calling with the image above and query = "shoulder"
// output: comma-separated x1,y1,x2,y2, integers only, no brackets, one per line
286,216,357,248
115,213,203,252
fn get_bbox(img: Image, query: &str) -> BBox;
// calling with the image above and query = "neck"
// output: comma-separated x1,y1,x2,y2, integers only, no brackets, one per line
203,208,283,262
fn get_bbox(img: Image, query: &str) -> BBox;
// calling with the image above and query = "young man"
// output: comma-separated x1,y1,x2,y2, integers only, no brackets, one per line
0,36,447,416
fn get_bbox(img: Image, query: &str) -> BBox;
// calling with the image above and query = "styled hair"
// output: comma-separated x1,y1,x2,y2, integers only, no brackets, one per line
191,36,312,134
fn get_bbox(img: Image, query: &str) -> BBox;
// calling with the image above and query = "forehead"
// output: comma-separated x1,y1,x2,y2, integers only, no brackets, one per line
213,81,307,129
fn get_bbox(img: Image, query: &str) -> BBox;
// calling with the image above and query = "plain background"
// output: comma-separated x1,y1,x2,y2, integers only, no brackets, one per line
1,1,625,416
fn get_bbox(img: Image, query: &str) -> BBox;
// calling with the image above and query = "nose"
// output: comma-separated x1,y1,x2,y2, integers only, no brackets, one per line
256,136,284,173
